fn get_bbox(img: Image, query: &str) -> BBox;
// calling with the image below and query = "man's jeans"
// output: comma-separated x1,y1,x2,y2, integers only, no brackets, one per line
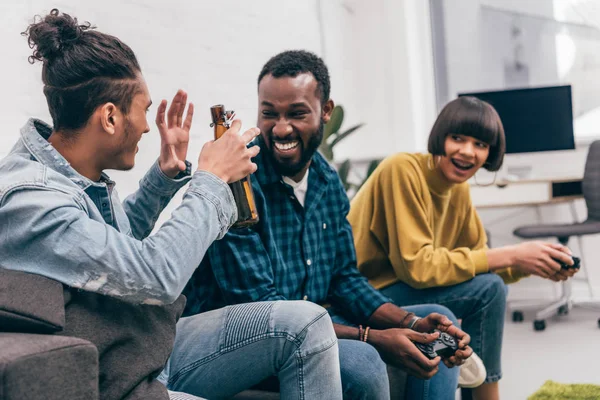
158,301,343,399
382,273,507,384
331,304,460,400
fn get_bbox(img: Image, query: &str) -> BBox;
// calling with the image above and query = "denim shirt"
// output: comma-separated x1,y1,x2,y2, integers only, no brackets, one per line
0,119,236,304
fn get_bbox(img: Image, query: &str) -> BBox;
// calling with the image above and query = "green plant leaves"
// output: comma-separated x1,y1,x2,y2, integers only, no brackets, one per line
330,123,365,148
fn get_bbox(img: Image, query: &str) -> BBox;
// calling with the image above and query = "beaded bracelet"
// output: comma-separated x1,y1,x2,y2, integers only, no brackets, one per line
363,326,370,343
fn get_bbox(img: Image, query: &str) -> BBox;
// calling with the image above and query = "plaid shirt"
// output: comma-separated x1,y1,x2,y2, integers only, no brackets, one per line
183,138,389,323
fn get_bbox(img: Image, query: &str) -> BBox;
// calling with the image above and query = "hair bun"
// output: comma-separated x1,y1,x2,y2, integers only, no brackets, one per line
23,8,92,64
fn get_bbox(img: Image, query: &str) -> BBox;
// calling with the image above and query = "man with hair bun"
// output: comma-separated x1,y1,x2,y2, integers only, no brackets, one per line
0,9,343,400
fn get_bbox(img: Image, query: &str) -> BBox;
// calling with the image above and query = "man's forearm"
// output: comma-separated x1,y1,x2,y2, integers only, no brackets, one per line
367,302,414,330
123,160,192,239
333,323,360,339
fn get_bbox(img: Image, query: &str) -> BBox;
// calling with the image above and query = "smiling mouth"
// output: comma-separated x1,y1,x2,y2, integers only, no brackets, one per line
451,158,475,171
274,141,299,152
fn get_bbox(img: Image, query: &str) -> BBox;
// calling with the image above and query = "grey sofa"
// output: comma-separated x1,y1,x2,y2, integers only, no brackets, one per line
0,268,98,400
0,268,407,399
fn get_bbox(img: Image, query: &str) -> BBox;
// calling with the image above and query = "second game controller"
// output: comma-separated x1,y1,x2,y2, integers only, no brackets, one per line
414,329,459,359
558,256,580,270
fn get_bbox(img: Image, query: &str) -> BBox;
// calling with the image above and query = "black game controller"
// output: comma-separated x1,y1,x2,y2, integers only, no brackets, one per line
414,329,459,359
558,256,580,270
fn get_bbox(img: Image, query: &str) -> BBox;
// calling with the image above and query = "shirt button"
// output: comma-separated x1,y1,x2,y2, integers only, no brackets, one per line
323,223,327,230
102,203,108,207
306,259,312,266
289,195,295,200
303,295,308,301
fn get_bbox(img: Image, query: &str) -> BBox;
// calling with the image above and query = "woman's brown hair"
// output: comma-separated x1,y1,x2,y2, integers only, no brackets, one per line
427,96,506,171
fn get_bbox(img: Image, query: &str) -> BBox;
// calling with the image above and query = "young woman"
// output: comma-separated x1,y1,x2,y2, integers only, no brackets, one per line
348,96,577,400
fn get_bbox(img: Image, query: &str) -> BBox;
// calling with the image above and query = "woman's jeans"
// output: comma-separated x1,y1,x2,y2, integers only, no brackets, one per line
331,304,460,400
158,301,343,400
382,273,508,384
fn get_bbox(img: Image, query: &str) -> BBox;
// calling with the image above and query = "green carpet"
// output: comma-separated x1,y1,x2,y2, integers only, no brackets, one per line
528,380,600,400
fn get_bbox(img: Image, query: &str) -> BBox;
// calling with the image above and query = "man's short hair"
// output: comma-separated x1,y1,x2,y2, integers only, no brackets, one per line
257,50,330,105
428,96,506,172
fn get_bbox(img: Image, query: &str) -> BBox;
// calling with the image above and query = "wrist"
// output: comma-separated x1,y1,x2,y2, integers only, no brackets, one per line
197,166,229,183
407,316,422,331
158,160,181,179
366,328,383,346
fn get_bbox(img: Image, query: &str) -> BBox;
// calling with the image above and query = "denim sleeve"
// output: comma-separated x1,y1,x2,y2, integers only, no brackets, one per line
208,227,287,304
328,188,390,324
0,170,236,305
123,160,191,240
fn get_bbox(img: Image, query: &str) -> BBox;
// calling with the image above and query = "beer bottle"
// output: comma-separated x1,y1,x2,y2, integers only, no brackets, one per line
210,104,259,228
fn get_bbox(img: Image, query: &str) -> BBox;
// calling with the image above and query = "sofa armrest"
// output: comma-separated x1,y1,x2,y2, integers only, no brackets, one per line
0,333,99,400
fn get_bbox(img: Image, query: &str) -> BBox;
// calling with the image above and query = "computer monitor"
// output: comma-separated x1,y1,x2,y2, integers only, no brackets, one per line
458,85,575,154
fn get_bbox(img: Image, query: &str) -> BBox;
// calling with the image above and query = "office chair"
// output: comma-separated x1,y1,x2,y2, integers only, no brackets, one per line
510,140,600,331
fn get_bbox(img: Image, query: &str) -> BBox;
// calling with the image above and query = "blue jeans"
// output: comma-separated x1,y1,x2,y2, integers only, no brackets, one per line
382,273,507,383
330,304,460,400
158,301,343,399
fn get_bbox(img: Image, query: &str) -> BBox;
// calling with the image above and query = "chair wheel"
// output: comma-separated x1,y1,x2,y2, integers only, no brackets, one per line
534,320,546,331
558,305,569,315
597,318,600,328
512,311,524,322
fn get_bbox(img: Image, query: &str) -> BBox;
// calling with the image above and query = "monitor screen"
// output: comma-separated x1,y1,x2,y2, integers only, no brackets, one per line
458,85,575,154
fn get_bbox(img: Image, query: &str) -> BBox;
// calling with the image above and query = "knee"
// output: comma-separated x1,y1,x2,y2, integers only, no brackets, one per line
273,301,337,355
339,341,389,398
477,274,507,306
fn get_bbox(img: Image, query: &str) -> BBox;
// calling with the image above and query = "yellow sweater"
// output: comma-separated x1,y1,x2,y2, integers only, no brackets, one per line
348,153,526,290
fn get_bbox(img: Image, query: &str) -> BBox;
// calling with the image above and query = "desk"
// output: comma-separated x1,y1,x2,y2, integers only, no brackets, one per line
471,176,583,209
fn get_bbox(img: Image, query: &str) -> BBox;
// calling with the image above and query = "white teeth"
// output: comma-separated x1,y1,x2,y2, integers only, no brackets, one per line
452,159,474,169
275,141,299,151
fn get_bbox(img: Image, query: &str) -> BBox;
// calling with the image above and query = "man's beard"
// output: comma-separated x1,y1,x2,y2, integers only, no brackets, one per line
268,119,324,178
114,117,137,170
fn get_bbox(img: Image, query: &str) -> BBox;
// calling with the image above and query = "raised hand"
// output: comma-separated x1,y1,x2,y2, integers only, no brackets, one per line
197,119,260,183
156,89,194,178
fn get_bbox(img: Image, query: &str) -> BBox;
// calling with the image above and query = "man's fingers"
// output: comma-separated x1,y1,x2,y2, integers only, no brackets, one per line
241,127,261,144
155,99,168,133
183,103,194,132
404,341,440,371
456,346,473,359
247,145,261,158
404,358,440,380
176,92,187,127
406,330,439,344
428,313,452,327
443,325,469,347
223,119,242,137
167,90,183,128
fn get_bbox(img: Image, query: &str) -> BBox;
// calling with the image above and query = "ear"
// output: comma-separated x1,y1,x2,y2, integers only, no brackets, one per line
98,103,120,135
321,99,335,123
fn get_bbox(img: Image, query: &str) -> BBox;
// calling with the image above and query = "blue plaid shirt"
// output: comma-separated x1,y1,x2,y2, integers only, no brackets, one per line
183,138,389,323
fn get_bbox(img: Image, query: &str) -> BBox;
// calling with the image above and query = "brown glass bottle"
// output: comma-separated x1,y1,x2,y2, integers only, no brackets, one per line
210,104,259,228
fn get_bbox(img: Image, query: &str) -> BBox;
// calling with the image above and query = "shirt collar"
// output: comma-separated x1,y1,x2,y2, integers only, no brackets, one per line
20,118,114,190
